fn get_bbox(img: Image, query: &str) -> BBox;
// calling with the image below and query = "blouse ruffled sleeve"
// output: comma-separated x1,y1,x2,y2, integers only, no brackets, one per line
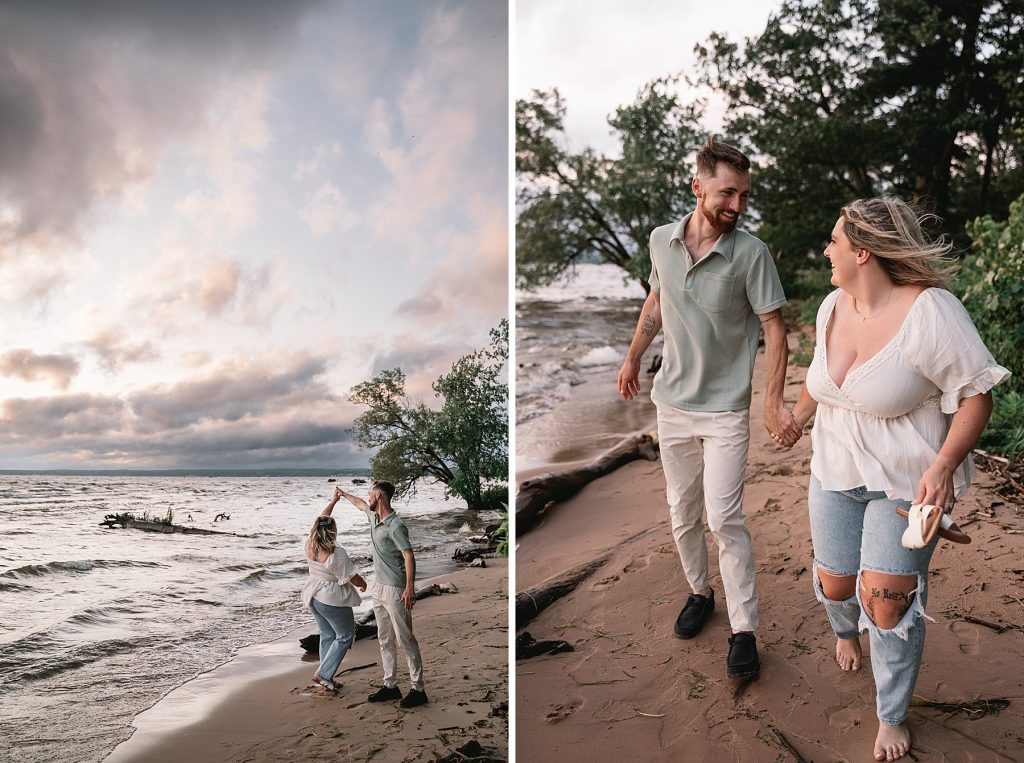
327,546,358,583
904,289,1011,414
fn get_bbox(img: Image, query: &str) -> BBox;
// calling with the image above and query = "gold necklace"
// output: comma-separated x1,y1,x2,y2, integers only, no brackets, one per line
853,285,894,321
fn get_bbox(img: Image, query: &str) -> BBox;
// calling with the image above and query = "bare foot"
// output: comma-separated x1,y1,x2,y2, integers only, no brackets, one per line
836,636,862,671
874,721,911,761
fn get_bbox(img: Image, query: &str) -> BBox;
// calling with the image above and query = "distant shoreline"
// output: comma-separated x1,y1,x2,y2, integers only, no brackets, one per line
0,468,371,477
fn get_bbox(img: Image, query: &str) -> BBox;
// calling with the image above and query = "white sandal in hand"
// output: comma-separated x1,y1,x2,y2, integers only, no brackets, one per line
897,504,971,548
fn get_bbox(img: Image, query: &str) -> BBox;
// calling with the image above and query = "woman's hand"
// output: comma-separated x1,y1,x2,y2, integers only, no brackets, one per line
915,458,956,510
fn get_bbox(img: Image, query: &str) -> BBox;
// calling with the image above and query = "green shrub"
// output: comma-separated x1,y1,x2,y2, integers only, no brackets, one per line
494,506,509,558
978,390,1024,456
960,196,1024,395
960,194,1024,454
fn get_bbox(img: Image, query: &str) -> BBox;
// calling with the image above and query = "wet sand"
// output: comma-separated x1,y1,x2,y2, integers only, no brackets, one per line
110,558,508,763
516,343,1024,762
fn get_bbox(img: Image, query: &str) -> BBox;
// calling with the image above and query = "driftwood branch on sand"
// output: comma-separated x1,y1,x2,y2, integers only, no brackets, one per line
516,432,660,535
515,526,662,629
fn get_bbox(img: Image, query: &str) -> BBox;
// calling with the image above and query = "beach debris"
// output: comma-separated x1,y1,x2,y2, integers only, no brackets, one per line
516,432,660,535
352,478,367,484
213,512,230,521
489,700,508,718
327,478,336,483
910,695,1010,719
97,513,233,536
469,557,486,568
516,524,661,628
454,548,486,563
515,631,574,660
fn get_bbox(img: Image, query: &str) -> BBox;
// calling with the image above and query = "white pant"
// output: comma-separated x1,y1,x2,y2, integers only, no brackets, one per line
656,402,758,632
372,583,424,691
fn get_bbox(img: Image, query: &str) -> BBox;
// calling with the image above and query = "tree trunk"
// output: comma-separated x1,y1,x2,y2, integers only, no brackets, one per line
515,432,659,535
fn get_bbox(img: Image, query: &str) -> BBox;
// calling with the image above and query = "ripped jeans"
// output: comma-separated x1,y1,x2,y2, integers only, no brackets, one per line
808,476,937,725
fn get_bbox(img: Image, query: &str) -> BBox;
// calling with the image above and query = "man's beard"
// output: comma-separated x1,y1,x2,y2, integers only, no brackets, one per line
700,199,738,233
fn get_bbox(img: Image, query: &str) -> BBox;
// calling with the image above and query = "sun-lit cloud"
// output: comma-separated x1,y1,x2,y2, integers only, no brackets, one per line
301,183,354,237
0,349,79,389
0,1,508,470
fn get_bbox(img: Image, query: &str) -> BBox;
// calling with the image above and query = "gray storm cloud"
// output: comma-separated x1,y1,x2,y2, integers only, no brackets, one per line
0,351,360,467
0,348,79,388
0,0,321,257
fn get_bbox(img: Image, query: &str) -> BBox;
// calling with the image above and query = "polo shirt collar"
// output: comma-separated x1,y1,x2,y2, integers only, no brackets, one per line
669,211,737,262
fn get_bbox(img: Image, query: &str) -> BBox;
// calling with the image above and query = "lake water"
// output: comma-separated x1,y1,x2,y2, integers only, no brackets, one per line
515,263,659,470
0,474,496,762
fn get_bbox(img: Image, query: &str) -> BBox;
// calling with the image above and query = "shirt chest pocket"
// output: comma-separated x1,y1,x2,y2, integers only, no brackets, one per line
695,272,735,313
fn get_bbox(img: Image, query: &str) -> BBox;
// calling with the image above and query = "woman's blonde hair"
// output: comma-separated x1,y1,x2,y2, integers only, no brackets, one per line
841,197,959,289
306,515,337,559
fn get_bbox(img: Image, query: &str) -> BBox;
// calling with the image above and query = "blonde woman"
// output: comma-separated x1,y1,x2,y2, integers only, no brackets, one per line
778,197,1009,761
301,487,367,692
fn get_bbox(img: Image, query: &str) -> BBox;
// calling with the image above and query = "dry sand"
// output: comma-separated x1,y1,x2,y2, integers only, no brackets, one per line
516,344,1024,762
109,558,508,762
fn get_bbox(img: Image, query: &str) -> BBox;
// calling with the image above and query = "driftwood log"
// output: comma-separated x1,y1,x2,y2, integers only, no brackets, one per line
515,525,661,630
516,432,660,535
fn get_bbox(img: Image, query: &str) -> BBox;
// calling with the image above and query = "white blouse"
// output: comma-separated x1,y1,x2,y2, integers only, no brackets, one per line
807,287,1010,501
301,546,362,608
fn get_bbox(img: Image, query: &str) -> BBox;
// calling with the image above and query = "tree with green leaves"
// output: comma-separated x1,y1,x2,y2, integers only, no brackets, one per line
697,0,1024,278
517,77,705,293
349,321,509,511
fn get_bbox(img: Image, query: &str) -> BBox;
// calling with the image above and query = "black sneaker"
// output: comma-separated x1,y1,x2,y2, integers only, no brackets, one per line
727,632,760,678
674,590,714,639
399,688,429,708
367,685,402,702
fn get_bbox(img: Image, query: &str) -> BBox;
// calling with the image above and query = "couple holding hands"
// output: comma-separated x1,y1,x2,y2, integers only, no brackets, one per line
616,137,1009,762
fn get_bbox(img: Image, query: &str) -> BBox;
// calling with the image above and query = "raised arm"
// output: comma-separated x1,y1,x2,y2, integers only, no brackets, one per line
336,487,368,512
916,391,994,508
617,290,662,401
320,487,342,517
760,309,800,445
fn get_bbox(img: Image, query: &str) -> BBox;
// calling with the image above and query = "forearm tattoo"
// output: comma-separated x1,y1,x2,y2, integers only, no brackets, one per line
641,314,656,336
759,313,780,325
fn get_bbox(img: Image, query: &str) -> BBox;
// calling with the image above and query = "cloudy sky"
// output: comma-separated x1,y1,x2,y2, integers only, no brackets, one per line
517,0,781,153
0,0,508,470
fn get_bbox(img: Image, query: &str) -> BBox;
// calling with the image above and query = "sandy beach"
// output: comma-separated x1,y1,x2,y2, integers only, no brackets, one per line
516,341,1024,761
109,558,508,763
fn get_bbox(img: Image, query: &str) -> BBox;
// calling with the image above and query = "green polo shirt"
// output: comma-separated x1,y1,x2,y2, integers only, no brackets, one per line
648,212,787,412
364,507,413,587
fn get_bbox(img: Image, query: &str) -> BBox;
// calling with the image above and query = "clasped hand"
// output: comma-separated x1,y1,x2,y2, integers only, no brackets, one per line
768,405,802,449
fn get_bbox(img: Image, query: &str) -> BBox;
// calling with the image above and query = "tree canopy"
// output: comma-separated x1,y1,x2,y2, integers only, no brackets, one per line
349,321,509,511
517,78,704,293
699,0,1024,277
517,0,1024,289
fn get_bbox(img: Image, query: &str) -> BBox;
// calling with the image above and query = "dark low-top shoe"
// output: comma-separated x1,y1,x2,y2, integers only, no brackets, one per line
674,590,714,639
367,685,402,702
727,632,760,678
399,688,429,708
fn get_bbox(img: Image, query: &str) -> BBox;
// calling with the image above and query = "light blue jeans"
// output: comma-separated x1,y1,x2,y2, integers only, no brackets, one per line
808,476,937,725
308,599,356,682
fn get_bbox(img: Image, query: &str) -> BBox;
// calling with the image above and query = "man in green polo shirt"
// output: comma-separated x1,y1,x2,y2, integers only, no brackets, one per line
338,480,427,708
617,137,800,679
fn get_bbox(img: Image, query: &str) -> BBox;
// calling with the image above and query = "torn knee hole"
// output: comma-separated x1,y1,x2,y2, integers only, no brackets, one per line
817,568,856,601
859,573,918,630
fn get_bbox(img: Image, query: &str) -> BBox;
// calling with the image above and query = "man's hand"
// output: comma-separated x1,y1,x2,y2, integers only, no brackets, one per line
766,404,802,448
333,487,342,501
400,585,416,610
617,357,642,400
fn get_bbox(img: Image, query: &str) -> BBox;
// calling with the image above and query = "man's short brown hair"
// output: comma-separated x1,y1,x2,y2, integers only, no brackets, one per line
372,480,395,499
695,136,750,179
